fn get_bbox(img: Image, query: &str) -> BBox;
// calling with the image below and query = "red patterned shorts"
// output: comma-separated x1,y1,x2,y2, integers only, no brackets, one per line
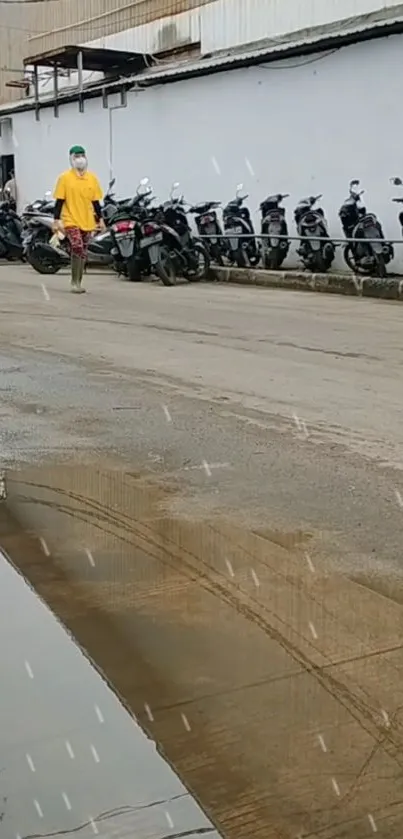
65,227,91,259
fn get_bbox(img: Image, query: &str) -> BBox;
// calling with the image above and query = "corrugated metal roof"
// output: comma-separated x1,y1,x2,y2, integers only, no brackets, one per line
2,3,403,115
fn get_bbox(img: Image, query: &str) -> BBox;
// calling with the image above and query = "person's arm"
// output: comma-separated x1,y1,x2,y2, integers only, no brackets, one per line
92,200,102,222
54,199,64,220
92,175,103,203
92,176,104,227
53,175,66,229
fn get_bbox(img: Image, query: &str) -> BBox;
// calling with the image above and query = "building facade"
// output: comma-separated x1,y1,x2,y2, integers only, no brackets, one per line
3,0,403,103
1,0,403,269
0,0,213,104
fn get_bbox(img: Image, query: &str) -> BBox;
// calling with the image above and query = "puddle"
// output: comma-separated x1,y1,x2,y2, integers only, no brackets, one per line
0,549,219,839
2,465,403,839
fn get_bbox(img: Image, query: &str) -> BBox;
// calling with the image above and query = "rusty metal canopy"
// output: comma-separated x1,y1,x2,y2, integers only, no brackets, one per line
23,44,152,75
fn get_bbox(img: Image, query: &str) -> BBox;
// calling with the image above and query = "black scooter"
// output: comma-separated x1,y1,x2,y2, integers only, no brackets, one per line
161,183,210,280
0,197,23,260
189,200,225,265
294,194,335,273
223,184,259,268
260,193,290,269
339,179,393,278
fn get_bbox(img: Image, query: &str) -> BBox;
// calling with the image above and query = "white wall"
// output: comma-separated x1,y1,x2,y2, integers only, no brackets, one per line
0,119,15,156
4,33,403,270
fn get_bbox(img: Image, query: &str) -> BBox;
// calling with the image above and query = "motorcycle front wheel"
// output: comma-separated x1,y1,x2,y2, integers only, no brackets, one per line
343,244,362,274
264,248,285,270
248,248,260,268
374,253,387,279
210,243,224,266
234,247,247,268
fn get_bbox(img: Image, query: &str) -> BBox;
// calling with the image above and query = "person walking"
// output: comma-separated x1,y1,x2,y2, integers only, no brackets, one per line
52,145,105,293
4,171,17,205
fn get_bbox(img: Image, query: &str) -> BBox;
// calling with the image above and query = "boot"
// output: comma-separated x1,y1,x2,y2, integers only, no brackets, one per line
70,255,86,294
77,257,86,292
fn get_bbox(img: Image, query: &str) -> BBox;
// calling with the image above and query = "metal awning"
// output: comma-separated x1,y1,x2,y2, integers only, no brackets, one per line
23,45,153,120
23,44,152,75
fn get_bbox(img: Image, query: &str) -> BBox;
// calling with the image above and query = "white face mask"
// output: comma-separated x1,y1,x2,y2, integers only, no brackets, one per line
72,156,87,171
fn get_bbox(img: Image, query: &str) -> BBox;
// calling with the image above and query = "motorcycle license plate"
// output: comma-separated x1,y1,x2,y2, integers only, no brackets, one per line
268,221,281,247
364,227,382,253
307,226,321,250
148,244,161,265
226,227,242,250
140,233,163,248
115,233,135,257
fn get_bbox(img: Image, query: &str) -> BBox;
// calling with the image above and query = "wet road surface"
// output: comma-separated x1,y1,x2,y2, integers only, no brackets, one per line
2,466,403,839
0,544,219,839
2,267,403,838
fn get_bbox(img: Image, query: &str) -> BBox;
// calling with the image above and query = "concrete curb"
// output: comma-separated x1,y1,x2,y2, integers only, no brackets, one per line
212,266,403,300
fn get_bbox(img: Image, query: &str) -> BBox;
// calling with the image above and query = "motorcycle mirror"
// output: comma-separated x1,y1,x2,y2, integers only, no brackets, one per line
170,181,180,199
109,178,116,189
236,183,243,195
44,190,52,199
391,176,403,186
139,177,149,186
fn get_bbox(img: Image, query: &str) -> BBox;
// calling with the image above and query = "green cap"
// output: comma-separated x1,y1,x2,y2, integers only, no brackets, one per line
69,145,86,155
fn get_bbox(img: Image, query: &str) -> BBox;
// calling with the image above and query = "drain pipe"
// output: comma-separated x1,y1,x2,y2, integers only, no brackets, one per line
108,95,127,183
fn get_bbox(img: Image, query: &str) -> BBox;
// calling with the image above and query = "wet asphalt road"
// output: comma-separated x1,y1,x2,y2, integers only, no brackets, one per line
2,265,403,838
1,265,403,583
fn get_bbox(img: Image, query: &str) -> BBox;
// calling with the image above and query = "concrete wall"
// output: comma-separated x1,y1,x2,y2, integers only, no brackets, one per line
3,33,403,270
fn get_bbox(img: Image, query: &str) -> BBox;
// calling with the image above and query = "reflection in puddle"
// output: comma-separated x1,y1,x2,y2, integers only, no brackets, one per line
0,548,218,839
2,465,403,839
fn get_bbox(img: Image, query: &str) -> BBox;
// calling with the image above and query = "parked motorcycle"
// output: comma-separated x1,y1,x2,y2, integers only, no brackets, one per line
0,197,24,260
160,183,210,280
90,178,157,280
260,193,290,269
339,180,393,277
21,191,59,272
223,184,260,268
390,175,403,237
294,194,335,273
189,199,226,265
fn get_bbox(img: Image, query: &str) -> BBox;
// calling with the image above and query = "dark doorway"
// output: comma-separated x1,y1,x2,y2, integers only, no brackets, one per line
0,154,15,186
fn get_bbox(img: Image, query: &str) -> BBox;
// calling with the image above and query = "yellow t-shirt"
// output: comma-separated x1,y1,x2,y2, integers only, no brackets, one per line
54,169,103,231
